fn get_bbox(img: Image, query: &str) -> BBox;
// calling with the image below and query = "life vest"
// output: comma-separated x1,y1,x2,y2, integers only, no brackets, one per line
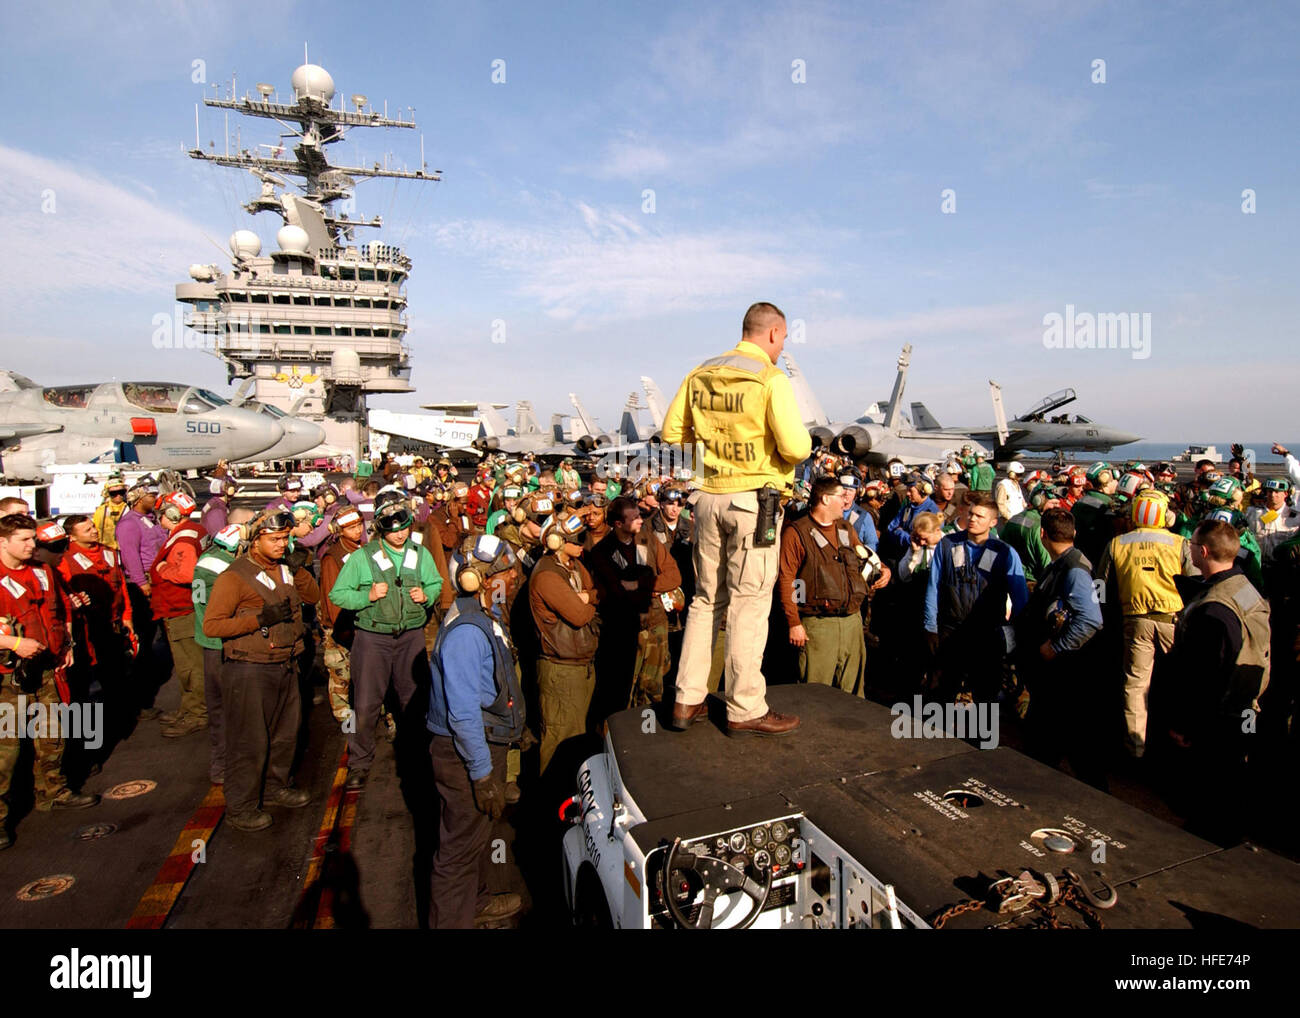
60,543,128,662
148,521,205,620
1108,527,1185,616
192,546,235,651
1177,572,1270,715
0,560,68,671
1018,546,1091,652
1072,490,1115,561
790,515,869,617
429,595,525,745
92,501,126,549
357,540,429,634
220,556,306,663
935,534,1017,636
531,555,599,662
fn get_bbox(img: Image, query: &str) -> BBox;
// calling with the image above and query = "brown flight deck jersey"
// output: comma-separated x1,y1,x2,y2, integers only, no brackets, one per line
203,550,320,663
318,537,362,629
529,555,600,664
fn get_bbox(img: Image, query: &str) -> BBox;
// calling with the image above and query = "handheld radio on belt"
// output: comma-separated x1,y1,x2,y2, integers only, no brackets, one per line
755,485,781,548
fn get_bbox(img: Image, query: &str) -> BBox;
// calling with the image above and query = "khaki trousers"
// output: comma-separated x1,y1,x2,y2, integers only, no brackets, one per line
675,491,778,722
1121,614,1176,757
797,614,866,697
164,614,207,721
538,658,595,776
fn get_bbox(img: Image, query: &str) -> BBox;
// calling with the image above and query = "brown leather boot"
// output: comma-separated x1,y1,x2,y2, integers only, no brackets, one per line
726,710,800,737
668,699,709,730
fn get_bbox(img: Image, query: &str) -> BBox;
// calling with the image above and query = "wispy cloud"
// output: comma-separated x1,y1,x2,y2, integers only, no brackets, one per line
0,144,219,319
428,199,822,321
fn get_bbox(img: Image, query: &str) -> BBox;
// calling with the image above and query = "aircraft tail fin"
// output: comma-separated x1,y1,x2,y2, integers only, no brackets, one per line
781,350,830,427
910,401,942,430
569,393,602,441
640,377,668,430
883,345,912,433
477,403,512,438
619,392,645,443
550,413,567,444
516,400,541,435
990,381,1010,448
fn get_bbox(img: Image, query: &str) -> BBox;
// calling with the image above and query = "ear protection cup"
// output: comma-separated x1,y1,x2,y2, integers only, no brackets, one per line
510,506,528,524
917,478,933,497
458,565,483,593
544,529,566,552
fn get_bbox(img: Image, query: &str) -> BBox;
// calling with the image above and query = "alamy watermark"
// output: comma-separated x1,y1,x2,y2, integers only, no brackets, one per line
890,695,999,749
50,950,150,998
1043,304,1151,360
0,697,103,750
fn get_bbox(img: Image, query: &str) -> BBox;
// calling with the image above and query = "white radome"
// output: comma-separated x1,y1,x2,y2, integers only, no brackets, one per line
229,230,261,259
291,64,336,103
189,264,216,281
276,225,310,255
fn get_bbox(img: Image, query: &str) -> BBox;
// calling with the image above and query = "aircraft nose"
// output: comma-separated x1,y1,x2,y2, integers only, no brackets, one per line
1112,430,1141,447
254,418,287,452
290,420,326,454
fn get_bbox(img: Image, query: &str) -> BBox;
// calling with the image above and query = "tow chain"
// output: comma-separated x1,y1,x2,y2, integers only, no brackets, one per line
928,868,1114,930
930,897,988,929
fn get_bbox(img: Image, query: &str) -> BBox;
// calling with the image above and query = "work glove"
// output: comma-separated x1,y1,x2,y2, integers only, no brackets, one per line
285,545,313,572
258,600,293,628
472,773,506,821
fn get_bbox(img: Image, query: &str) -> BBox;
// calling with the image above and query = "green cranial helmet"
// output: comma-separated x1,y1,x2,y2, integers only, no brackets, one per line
1206,476,1243,505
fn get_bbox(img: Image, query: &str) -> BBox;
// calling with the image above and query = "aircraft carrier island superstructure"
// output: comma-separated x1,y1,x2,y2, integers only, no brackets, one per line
175,61,438,461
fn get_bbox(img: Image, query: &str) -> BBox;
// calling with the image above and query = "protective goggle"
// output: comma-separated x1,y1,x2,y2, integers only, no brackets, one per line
1264,479,1292,492
662,490,685,503
253,511,295,536
375,506,414,533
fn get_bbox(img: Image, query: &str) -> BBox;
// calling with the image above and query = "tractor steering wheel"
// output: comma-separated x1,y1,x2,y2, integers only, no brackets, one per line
661,838,773,930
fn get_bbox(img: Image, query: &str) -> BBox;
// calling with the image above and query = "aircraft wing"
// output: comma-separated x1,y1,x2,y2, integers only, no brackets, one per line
368,409,482,450
419,401,509,414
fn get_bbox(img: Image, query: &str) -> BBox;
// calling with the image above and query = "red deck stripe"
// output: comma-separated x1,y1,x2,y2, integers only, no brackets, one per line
125,784,226,930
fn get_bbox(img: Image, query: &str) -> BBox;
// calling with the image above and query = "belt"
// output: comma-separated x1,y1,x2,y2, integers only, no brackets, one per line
357,625,422,638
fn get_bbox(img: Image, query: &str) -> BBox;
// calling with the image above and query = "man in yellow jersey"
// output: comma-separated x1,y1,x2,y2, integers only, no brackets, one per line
661,302,812,736
1093,490,1198,759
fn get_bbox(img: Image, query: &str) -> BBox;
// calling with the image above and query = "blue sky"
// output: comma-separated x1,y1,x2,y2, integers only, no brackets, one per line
2,0,1297,442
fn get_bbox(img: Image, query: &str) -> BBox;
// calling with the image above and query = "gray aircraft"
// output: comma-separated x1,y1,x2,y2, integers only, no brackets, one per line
418,395,615,460
234,399,327,464
0,372,301,480
909,387,1140,458
783,346,989,467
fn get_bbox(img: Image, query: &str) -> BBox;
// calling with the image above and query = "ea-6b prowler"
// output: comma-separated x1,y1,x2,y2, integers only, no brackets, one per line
0,371,318,481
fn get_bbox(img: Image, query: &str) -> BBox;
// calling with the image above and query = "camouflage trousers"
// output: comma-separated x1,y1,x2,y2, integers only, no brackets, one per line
322,630,352,725
630,620,671,709
0,669,69,825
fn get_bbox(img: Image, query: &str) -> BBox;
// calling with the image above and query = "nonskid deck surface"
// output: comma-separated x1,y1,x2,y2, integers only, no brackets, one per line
0,679,527,930
606,686,1300,929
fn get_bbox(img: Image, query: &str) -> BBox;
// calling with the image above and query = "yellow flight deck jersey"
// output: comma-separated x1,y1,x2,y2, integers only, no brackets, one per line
662,341,812,494
1106,526,1188,616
